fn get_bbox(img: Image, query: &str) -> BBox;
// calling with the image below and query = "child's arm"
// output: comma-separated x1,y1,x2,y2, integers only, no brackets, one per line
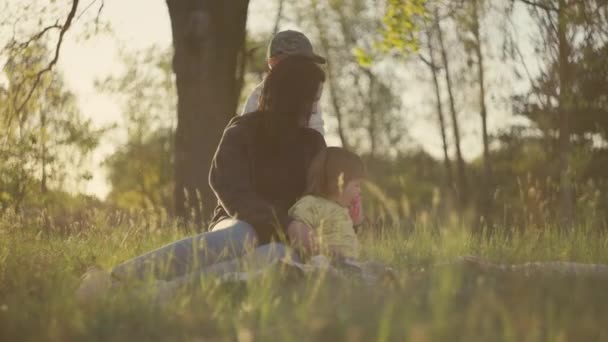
287,220,318,256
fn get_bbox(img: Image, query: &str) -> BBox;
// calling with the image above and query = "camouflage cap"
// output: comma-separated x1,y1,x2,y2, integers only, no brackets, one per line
267,30,326,64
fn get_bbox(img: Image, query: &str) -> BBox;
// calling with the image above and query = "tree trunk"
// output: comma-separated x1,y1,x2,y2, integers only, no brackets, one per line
366,71,377,157
310,0,350,149
39,109,48,194
472,0,493,231
435,9,468,206
557,0,573,228
333,4,379,155
167,0,249,226
425,29,454,200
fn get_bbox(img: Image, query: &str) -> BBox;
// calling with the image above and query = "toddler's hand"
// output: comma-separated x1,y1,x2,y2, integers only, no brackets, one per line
349,194,363,225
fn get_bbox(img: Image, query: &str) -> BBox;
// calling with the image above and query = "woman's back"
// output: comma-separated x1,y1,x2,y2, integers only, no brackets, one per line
209,111,326,243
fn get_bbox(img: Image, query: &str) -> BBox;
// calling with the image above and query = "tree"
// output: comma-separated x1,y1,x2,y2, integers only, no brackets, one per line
0,41,101,210
97,46,176,212
380,0,428,54
165,0,250,224
513,0,608,226
420,23,455,206
375,0,466,213
273,0,285,36
105,128,174,211
301,0,414,157
455,0,493,228
1,0,104,128
516,44,608,143
433,7,468,206
100,34,272,215
373,0,469,205
308,0,351,149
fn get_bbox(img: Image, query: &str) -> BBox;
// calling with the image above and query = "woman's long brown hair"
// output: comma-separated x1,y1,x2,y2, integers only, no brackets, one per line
257,56,325,138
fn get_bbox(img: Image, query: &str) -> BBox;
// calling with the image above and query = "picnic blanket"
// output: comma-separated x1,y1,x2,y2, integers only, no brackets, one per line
77,256,608,305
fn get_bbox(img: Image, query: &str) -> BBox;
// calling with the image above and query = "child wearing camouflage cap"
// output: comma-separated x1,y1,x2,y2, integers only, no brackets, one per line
241,30,326,135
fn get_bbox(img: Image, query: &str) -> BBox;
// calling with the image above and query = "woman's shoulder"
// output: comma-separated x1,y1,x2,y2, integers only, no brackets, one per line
229,111,262,127
300,127,324,141
297,127,326,153
222,112,263,138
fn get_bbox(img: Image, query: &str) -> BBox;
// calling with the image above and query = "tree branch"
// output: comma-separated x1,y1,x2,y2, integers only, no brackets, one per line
12,22,62,50
418,53,442,71
272,0,284,36
10,0,80,123
76,0,105,34
76,0,98,21
95,0,105,31
514,0,558,12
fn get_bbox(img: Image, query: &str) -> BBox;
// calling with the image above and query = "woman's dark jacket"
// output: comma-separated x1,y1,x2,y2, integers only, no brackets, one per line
209,111,326,243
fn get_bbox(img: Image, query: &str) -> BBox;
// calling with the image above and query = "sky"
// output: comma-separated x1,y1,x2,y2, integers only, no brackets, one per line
4,0,538,199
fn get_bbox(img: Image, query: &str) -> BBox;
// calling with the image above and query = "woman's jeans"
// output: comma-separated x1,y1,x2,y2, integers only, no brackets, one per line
111,219,295,281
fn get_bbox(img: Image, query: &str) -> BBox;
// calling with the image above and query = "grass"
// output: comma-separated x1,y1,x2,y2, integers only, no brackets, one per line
1,210,608,341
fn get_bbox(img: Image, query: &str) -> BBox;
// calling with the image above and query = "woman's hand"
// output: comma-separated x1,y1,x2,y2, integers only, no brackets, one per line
287,221,318,255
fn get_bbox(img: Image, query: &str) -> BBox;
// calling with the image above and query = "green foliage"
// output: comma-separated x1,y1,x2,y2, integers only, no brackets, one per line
363,151,446,223
378,0,427,54
515,43,608,141
352,46,373,68
351,0,427,65
506,32,608,227
296,0,410,155
359,138,608,231
0,41,102,210
473,128,608,229
97,46,176,211
105,128,174,211
95,46,176,141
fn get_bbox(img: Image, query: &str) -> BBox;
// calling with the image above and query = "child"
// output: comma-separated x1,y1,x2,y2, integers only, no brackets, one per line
288,147,365,259
241,30,326,135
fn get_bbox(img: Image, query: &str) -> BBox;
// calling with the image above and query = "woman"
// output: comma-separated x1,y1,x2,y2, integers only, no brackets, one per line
110,56,326,282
